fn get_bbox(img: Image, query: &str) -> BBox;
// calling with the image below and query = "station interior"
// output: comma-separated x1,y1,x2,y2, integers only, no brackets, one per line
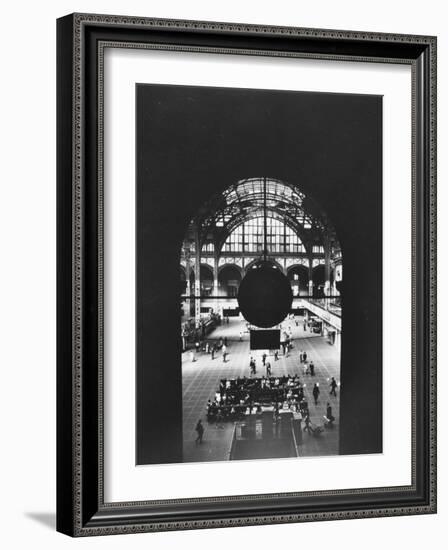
180,177,342,462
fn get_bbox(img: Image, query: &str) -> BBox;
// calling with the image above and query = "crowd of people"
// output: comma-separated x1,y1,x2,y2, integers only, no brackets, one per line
247,349,318,378
189,336,231,363
192,316,339,445
200,377,337,446
204,374,307,424
204,370,338,425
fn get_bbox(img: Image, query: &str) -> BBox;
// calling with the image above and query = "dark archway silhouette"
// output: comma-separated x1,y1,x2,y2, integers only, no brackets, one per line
136,84,382,465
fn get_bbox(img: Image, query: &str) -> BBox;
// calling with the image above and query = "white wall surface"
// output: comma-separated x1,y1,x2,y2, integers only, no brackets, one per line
0,0,445,548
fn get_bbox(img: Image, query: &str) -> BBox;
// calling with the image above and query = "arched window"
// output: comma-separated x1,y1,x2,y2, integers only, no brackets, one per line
221,217,304,254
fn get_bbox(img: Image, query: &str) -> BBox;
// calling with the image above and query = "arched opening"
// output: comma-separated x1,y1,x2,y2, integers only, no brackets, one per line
200,264,214,296
287,265,309,296
183,179,340,274
312,264,326,297
218,264,242,298
180,176,342,320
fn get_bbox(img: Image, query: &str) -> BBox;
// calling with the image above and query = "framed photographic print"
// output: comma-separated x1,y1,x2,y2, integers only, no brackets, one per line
56,13,437,536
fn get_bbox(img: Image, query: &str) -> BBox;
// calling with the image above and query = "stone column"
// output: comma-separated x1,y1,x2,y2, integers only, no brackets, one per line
308,258,314,297
214,251,219,314
194,228,201,329
184,251,192,319
324,235,331,303
185,250,191,296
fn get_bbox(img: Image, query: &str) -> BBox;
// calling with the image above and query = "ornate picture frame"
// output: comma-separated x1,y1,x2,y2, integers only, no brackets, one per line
57,13,437,536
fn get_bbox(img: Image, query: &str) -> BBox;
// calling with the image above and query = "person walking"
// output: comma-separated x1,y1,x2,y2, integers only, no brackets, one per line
262,352,267,366
303,413,313,434
266,362,272,377
309,361,315,376
195,419,204,444
302,360,309,375
250,357,256,375
211,345,215,360
222,344,228,363
312,383,320,405
326,402,335,426
330,377,338,397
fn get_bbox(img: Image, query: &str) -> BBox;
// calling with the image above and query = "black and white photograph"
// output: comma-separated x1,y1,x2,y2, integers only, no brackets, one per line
136,84,382,465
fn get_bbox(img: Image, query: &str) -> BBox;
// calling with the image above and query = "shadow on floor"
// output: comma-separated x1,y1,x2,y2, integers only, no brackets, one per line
25,512,56,530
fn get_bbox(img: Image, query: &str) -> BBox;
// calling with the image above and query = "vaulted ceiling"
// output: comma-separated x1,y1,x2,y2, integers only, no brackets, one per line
186,177,339,254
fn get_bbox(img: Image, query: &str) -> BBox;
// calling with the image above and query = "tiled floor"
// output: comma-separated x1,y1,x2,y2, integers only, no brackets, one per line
182,315,340,463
